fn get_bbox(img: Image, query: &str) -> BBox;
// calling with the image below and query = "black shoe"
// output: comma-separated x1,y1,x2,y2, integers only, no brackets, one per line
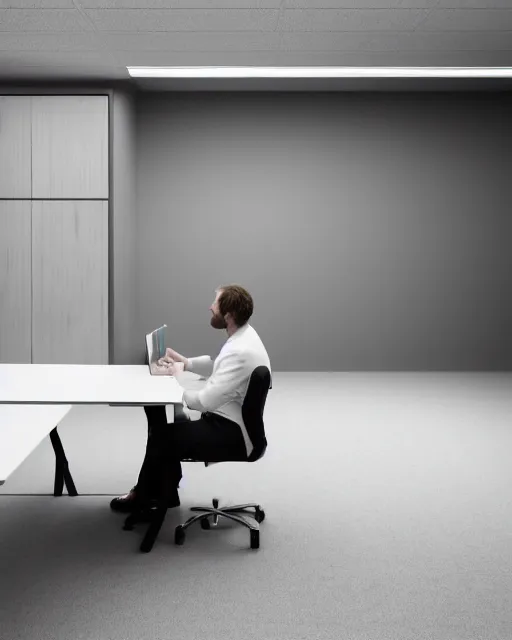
110,488,137,513
110,490,180,513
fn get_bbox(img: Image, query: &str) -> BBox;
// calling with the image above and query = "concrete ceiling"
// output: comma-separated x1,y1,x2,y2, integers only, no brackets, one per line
1,0,512,90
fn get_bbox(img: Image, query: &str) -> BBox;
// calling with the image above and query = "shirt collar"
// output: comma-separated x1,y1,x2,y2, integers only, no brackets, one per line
226,322,250,343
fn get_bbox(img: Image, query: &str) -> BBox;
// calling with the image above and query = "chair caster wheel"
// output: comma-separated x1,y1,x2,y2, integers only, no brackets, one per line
250,529,259,549
200,517,211,530
254,508,265,523
175,525,186,545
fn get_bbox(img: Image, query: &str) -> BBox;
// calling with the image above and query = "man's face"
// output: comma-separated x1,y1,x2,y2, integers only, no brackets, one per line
209,291,228,329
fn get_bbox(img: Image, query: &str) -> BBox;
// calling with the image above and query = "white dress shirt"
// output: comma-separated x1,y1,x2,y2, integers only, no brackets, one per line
176,323,271,458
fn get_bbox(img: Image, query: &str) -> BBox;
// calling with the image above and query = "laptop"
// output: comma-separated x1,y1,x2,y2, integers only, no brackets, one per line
145,324,167,375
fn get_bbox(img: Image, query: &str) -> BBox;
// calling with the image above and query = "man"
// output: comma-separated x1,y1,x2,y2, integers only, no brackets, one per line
110,284,271,516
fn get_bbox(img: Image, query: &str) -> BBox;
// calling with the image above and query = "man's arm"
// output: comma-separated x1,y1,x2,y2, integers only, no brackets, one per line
183,351,246,413
185,355,214,378
172,356,214,405
161,351,214,379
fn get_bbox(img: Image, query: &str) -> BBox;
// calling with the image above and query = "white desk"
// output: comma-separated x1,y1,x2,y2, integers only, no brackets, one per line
0,364,184,405
0,363,186,495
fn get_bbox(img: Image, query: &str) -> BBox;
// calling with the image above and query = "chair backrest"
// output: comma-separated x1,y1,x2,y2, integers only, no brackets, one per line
242,365,272,462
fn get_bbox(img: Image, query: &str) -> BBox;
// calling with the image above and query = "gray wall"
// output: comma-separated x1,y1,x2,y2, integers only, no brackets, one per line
111,89,137,364
133,92,512,371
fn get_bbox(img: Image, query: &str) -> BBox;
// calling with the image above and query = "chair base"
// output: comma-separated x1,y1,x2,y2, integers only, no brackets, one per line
175,498,265,549
122,498,265,553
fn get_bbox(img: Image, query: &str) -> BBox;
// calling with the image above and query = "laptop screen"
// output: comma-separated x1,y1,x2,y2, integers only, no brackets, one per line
145,324,167,374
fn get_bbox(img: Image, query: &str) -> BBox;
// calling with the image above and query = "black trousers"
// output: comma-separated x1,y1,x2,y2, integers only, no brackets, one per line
134,405,248,503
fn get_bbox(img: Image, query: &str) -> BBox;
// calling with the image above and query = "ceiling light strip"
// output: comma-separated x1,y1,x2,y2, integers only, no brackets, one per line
127,67,512,79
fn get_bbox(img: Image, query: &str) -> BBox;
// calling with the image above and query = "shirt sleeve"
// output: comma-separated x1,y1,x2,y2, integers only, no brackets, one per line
186,355,214,378
182,351,247,413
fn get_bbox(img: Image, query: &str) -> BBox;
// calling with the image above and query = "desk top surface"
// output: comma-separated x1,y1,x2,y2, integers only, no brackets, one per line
0,364,184,405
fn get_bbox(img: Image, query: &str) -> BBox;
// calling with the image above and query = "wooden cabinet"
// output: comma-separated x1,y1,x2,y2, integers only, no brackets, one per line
0,95,109,199
0,201,32,363
0,94,110,364
31,201,109,364
32,96,109,199
0,97,32,198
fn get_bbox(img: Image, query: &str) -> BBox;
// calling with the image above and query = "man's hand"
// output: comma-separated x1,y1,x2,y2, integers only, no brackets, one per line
150,361,173,375
150,360,184,376
164,347,186,364
161,348,189,370
169,361,185,376
158,348,189,370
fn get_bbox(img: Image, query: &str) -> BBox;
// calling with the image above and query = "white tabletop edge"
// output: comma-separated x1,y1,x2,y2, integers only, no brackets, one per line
0,364,184,405
107,403,179,406
0,401,180,405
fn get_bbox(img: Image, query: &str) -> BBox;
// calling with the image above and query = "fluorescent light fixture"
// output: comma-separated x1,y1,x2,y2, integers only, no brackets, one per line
127,66,512,78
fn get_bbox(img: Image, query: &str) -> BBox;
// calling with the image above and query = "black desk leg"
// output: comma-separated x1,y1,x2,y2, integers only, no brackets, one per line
139,462,173,552
49,427,78,497
140,506,168,553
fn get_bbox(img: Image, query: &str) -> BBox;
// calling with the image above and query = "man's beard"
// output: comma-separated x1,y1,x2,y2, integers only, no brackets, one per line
210,313,227,329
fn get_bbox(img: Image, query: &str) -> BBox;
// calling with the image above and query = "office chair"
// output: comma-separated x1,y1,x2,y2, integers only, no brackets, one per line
128,365,272,553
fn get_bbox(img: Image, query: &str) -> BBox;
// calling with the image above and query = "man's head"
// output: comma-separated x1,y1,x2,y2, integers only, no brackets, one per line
209,284,254,333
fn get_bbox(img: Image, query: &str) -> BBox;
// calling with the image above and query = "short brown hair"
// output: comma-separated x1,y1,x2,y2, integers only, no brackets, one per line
216,284,254,327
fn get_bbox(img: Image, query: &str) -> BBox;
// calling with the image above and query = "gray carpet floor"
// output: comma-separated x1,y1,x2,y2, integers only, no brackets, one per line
1,372,512,640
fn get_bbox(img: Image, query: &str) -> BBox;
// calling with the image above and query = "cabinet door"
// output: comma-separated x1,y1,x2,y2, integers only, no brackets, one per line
0,201,32,363
32,96,109,199
0,97,31,198
32,200,108,364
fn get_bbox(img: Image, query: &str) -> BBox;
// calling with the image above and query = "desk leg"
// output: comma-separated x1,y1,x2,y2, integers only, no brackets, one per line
124,462,173,552
49,427,78,497
140,506,168,553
